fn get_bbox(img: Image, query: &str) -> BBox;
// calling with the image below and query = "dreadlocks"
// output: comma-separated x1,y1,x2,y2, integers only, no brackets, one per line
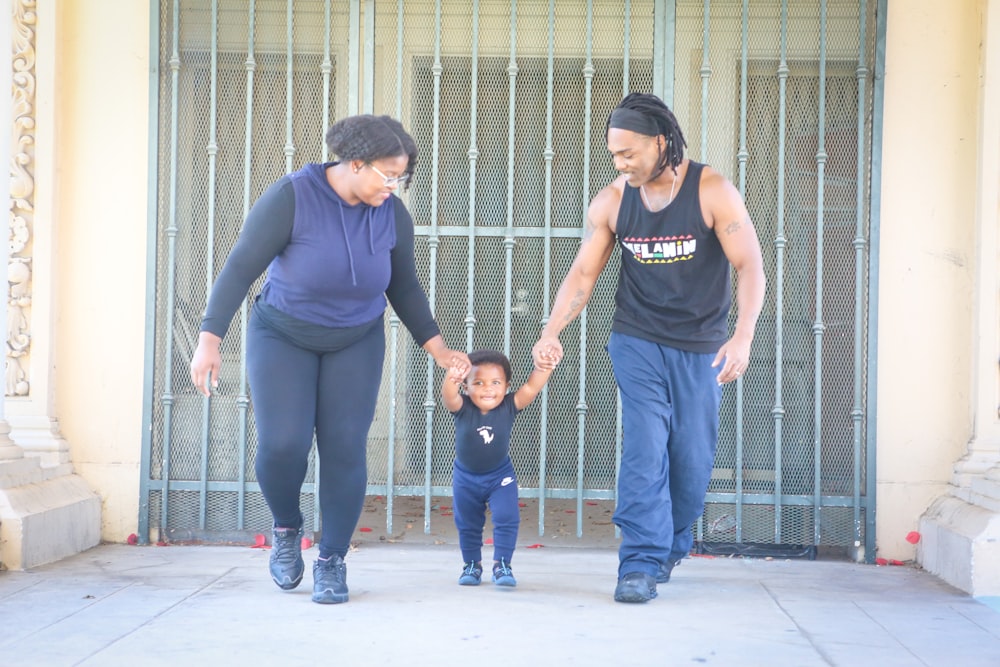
606,92,688,179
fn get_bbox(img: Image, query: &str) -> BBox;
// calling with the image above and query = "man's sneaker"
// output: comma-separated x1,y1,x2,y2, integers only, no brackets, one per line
269,526,304,590
458,561,483,586
656,559,680,584
312,556,349,604
614,571,657,603
492,559,517,587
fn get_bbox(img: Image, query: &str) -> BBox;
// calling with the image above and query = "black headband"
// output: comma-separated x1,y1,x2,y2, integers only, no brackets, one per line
608,108,660,136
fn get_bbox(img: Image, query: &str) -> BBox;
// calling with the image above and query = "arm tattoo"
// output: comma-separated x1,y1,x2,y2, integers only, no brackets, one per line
563,289,586,324
723,218,746,235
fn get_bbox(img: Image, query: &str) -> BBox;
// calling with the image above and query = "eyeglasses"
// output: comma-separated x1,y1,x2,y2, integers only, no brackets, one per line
366,163,411,188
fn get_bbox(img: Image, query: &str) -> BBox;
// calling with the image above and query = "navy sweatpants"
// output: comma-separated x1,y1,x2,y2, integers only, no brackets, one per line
606,331,722,578
247,310,384,560
452,459,520,564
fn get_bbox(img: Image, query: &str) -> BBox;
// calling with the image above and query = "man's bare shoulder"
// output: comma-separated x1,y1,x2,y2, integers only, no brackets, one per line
698,164,741,199
589,175,628,233
697,164,749,230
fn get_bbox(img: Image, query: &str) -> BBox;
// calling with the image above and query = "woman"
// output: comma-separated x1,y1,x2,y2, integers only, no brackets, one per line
190,115,469,604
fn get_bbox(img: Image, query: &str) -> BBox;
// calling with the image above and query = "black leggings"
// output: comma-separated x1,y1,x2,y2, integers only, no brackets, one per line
247,312,384,559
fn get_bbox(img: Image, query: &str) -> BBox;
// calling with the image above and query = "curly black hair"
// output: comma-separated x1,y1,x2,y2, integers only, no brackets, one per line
468,349,513,383
606,92,688,179
325,115,418,190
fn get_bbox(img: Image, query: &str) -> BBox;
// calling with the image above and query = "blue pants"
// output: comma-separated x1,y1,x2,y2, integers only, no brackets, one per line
247,310,384,560
452,459,520,564
607,332,722,578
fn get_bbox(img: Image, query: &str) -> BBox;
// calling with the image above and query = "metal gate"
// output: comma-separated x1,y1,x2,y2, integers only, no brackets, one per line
142,0,883,560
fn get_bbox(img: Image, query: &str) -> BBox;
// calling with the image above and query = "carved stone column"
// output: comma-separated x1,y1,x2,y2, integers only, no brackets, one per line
1,0,100,571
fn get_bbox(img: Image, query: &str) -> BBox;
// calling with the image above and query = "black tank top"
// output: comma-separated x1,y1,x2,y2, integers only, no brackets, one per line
611,161,731,353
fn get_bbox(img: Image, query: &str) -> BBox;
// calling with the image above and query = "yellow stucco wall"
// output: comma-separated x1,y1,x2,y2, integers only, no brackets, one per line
875,0,984,559
53,0,151,541
41,0,994,554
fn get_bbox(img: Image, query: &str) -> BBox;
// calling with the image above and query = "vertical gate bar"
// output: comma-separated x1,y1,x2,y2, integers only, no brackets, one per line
576,0,595,536
653,0,676,104
159,0,182,541
614,394,622,539
699,0,710,161
321,0,332,161
773,0,789,543
385,0,406,539
695,0,711,547
734,0,750,544
423,0,444,533
663,0,677,107
363,0,374,114
238,1,257,537
653,0,665,99
139,0,162,544
465,1,480,353
812,0,829,547
284,0,295,174
503,2,518,358
538,0,555,536
387,313,400,534
865,0,887,564
199,0,222,531
348,1,359,115
622,0,631,96
396,0,404,119
851,0,870,556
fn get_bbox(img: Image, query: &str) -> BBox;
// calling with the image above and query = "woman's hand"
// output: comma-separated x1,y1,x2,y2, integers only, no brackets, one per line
190,331,223,397
422,335,470,377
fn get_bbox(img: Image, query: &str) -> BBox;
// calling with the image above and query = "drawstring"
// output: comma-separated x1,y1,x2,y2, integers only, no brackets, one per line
336,194,387,286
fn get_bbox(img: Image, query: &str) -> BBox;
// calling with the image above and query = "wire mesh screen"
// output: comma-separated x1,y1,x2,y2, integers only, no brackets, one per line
148,0,346,540
146,0,877,554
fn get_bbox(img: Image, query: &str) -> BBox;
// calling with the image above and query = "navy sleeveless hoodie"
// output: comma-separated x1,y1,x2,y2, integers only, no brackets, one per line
611,161,731,353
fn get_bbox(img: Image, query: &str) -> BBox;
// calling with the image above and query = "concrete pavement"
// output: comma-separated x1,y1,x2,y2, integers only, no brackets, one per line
2,542,999,666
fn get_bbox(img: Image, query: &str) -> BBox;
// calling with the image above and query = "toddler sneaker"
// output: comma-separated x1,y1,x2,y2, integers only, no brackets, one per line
492,558,516,587
458,561,483,586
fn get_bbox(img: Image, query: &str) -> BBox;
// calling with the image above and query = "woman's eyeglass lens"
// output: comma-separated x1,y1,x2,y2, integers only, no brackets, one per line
366,163,410,187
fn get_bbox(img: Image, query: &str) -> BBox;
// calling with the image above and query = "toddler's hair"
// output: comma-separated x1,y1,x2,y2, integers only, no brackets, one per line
468,349,513,383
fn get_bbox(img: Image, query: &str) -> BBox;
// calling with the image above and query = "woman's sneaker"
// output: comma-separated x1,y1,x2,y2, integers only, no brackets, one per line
269,526,304,590
312,555,349,604
458,561,483,586
492,559,516,587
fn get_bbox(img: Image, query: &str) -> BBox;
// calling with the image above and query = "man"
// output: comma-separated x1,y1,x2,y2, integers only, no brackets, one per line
531,92,766,603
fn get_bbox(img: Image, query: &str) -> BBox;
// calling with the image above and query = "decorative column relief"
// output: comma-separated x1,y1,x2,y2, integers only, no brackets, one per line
8,0,35,398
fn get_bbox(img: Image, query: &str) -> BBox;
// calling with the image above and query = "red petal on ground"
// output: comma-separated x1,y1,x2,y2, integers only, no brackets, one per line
905,531,921,544
485,538,493,545
586,501,598,506
526,544,544,548
565,509,576,513
301,537,312,550
518,503,527,507
127,533,138,545
875,557,888,565
359,527,373,532
251,534,268,548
